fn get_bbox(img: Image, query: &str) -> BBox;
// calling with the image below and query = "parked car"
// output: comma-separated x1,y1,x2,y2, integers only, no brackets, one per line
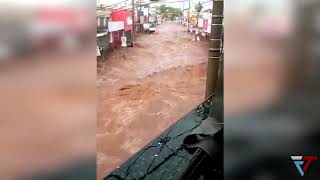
148,23,156,33
143,23,156,33
143,23,150,32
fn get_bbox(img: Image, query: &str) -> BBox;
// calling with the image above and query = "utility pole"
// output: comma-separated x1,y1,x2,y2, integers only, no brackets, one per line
194,2,202,41
147,4,150,23
205,0,224,98
132,0,135,46
181,0,185,26
188,0,191,31
134,0,142,32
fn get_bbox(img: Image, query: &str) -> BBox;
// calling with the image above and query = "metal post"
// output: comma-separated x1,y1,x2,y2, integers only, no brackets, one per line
132,0,135,46
205,0,223,98
196,12,199,27
182,0,184,25
195,11,199,41
139,0,142,32
148,4,149,23
188,0,190,31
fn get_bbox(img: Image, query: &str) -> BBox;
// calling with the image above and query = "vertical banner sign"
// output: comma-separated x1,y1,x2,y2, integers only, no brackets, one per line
127,17,132,25
121,36,127,47
203,19,208,31
96,46,101,56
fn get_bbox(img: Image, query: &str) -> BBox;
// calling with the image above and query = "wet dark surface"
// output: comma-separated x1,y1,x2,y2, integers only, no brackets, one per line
104,97,212,180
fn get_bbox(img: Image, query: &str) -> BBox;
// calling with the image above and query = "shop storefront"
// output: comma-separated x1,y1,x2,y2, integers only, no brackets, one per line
111,9,133,47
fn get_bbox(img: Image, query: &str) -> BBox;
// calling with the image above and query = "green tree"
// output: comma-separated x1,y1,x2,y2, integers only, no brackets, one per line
157,5,182,20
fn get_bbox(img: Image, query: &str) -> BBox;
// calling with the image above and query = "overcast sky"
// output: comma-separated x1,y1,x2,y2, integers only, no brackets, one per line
5,0,290,10
97,0,214,11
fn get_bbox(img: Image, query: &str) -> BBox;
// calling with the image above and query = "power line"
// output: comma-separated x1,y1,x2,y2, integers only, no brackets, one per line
200,0,212,5
190,0,212,7
162,0,184,3
100,0,193,8
190,0,211,9
109,8,132,12
99,0,202,11
103,0,131,7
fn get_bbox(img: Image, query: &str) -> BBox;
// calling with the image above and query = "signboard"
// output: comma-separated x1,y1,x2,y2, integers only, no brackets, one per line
96,46,101,56
108,21,124,32
96,32,108,37
140,16,145,24
121,36,127,47
202,13,212,33
137,10,144,16
203,19,208,30
127,17,132,25
198,18,204,28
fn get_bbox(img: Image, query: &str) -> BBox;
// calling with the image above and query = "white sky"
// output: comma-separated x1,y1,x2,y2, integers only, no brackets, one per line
98,0,212,11
5,0,290,11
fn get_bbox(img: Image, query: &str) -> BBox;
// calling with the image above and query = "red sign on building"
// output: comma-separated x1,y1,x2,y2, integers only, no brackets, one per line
111,9,132,31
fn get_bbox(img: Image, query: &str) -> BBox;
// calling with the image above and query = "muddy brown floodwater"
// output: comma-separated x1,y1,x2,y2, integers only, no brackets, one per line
97,22,209,179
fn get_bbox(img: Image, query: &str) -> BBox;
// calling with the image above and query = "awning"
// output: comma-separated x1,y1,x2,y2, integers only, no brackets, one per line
97,32,108,37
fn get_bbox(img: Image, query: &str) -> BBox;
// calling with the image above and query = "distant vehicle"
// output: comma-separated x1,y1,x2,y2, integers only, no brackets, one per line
143,23,150,31
143,22,156,33
148,23,156,33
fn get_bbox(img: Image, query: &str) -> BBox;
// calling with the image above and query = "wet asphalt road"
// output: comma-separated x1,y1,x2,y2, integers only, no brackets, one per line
97,22,209,179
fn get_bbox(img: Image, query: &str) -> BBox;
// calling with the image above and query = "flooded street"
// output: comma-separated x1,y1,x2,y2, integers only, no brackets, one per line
97,22,208,179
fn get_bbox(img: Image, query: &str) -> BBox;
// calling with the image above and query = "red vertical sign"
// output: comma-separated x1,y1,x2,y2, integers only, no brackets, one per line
203,19,208,31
